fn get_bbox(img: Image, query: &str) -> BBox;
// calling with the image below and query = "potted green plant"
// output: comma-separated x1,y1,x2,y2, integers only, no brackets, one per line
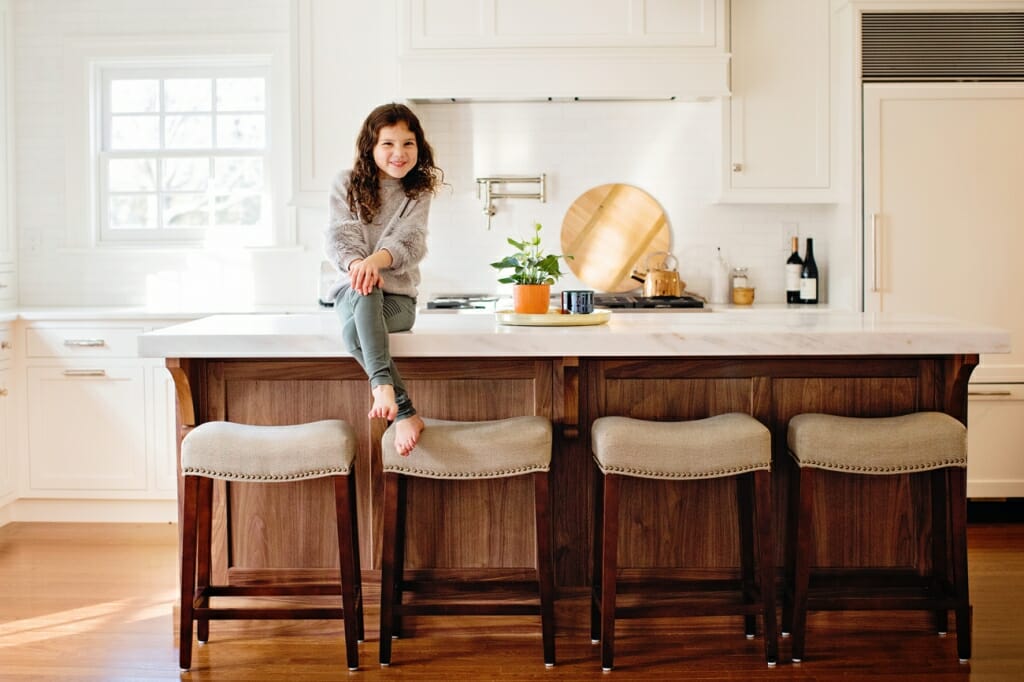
490,222,571,314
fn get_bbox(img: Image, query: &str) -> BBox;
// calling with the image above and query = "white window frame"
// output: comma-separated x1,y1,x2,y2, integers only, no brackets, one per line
62,33,292,250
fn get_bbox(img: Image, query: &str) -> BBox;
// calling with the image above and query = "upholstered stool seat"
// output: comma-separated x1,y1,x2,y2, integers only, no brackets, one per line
178,420,364,671
591,413,778,670
784,412,970,663
378,416,556,667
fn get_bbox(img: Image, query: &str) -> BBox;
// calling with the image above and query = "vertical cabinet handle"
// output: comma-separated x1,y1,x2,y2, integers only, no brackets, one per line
870,213,881,293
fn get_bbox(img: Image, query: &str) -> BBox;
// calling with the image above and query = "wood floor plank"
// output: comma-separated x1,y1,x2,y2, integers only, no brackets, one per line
0,522,1022,680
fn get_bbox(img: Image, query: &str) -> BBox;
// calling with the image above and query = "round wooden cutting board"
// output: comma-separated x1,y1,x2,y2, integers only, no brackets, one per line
560,184,671,293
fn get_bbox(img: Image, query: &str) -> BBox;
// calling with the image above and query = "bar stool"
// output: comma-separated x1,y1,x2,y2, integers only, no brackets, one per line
378,416,556,667
178,420,364,671
591,413,778,671
783,412,970,663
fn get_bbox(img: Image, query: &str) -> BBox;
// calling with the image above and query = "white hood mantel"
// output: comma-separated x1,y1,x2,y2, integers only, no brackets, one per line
397,0,730,102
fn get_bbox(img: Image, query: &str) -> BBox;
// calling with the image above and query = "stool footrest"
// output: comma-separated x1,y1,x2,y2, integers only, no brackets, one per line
194,606,346,620
400,579,540,594
397,603,541,617
199,584,346,598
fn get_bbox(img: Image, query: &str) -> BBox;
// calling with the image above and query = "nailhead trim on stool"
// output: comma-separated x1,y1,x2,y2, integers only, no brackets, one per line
784,412,971,664
178,419,364,671
590,413,778,671
378,416,556,668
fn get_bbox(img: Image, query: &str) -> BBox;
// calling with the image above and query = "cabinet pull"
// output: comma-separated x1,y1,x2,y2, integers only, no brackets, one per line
62,369,107,377
64,339,107,347
968,390,1013,397
1,340,10,350
0,283,8,289
870,213,881,293
0,388,8,397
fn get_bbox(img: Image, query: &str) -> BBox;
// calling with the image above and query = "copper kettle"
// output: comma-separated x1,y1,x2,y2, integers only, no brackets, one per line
632,251,684,298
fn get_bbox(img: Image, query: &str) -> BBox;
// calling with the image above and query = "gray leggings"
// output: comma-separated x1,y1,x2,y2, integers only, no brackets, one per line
335,286,417,420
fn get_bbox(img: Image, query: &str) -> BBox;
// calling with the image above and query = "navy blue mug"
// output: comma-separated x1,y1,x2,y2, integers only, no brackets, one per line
561,290,595,314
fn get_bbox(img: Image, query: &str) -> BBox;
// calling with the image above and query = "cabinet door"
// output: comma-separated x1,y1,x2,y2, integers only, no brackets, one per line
26,366,147,491
721,0,831,202
967,385,1024,498
0,366,11,498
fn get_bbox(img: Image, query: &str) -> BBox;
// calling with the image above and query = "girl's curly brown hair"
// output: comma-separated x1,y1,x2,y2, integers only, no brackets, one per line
348,103,443,223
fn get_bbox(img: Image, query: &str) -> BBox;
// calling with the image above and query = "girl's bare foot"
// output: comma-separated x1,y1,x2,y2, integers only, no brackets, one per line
394,415,424,456
369,384,398,421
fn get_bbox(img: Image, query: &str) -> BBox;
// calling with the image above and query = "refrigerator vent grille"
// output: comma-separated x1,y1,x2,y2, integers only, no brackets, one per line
862,12,1024,82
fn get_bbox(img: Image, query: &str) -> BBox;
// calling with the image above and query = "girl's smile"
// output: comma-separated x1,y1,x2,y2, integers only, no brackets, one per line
374,121,418,179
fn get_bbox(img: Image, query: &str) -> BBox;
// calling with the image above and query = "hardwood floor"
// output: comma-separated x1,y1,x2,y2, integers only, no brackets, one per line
0,521,1022,680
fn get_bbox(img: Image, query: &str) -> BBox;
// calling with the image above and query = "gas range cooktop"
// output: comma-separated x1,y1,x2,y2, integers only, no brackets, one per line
425,293,707,311
593,293,706,310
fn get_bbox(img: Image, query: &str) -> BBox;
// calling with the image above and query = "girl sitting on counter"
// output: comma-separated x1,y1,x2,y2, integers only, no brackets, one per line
324,103,443,455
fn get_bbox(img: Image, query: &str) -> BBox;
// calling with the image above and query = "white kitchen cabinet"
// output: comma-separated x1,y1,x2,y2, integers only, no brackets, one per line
0,323,12,500
21,322,176,499
968,386,1024,499
397,0,728,101
720,0,833,202
0,1,13,268
26,365,147,491
293,0,399,194
863,83,1024,497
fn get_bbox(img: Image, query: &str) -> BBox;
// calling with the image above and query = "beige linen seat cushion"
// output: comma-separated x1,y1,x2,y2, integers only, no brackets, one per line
787,412,966,474
181,420,356,482
591,413,771,480
382,416,552,479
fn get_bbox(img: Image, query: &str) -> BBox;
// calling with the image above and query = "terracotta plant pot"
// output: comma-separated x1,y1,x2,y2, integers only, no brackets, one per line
513,284,551,314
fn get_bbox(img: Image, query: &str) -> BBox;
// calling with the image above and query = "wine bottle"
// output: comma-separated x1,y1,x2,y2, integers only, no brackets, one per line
799,237,818,304
785,236,803,304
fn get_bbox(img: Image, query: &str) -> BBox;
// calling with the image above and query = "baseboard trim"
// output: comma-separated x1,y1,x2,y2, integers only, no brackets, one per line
7,498,178,524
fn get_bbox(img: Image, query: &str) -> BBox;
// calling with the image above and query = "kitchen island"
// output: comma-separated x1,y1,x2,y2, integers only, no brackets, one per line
141,309,1009,599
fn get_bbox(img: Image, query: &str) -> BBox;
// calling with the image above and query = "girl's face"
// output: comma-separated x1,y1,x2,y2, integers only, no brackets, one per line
373,121,418,180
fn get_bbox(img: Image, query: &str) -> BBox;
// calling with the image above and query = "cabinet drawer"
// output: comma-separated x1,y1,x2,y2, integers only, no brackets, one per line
26,326,144,358
967,384,1024,498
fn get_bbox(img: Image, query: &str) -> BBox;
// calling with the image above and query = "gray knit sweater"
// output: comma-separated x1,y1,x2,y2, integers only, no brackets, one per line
324,170,430,301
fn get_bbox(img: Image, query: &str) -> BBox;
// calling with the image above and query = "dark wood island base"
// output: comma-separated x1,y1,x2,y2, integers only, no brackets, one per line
166,353,977,635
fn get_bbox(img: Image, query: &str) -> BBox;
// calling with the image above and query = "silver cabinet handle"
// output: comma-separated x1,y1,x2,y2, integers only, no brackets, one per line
64,339,107,347
0,283,7,289
870,213,881,293
968,390,1013,397
62,369,107,377
732,162,743,172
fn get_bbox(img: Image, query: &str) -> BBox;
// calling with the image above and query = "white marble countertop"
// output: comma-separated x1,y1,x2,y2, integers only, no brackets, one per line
138,309,1011,360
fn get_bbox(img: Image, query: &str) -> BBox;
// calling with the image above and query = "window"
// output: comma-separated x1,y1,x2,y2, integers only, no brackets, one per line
98,66,272,245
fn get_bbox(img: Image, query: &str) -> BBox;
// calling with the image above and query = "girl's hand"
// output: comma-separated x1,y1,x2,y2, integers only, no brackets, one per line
348,250,393,295
348,258,382,295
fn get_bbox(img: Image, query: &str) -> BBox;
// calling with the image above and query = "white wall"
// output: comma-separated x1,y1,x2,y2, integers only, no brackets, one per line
12,0,842,309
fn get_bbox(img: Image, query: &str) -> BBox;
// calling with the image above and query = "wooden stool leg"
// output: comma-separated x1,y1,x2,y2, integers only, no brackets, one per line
590,463,604,644
347,470,365,642
178,476,200,671
930,468,950,635
600,474,621,672
753,469,778,666
195,476,214,644
782,456,799,637
333,475,360,671
737,473,757,638
948,467,972,662
378,472,402,666
534,472,557,667
790,466,815,663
